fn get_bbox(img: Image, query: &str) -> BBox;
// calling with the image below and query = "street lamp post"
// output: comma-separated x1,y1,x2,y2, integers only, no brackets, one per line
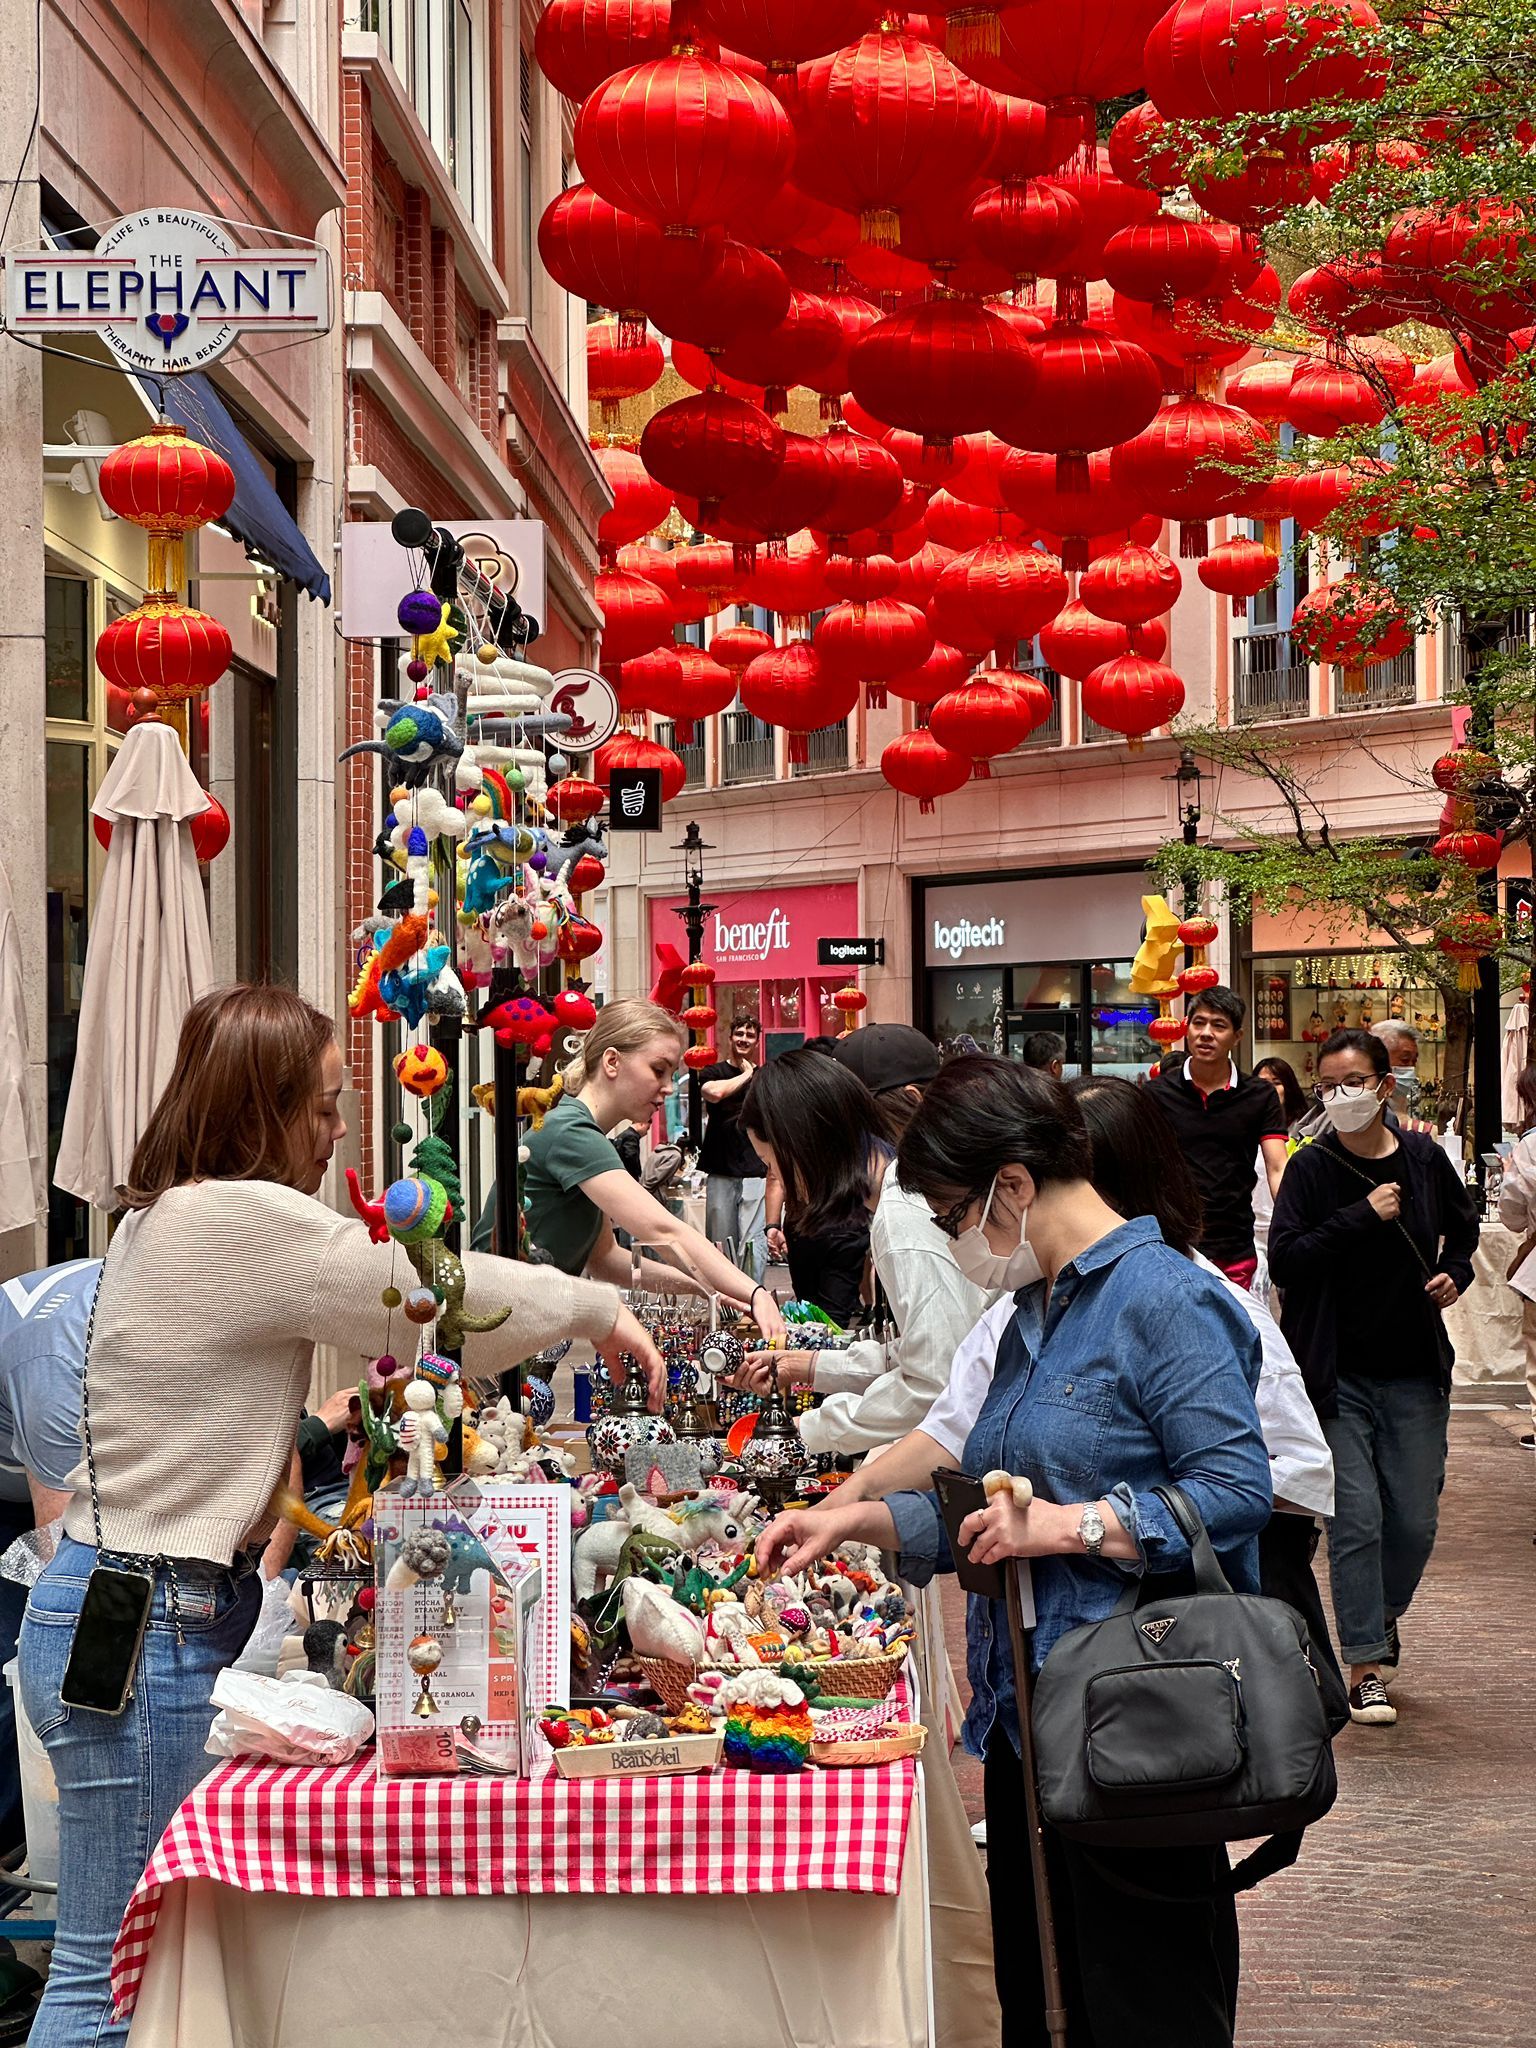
673,821,715,1154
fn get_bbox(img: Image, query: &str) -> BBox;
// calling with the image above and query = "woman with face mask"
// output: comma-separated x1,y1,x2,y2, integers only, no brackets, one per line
1268,1028,1478,1729
759,1056,1272,2048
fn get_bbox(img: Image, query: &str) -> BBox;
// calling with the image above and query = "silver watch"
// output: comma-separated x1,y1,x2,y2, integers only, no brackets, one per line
1077,1505,1107,1559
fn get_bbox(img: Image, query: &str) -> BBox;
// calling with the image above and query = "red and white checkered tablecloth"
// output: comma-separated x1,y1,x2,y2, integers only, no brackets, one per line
111,1740,918,2018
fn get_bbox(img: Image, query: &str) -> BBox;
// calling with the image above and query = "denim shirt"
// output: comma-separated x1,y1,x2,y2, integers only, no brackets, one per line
887,1216,1271,1760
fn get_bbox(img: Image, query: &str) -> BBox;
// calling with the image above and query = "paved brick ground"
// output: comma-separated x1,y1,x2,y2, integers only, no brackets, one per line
939,1405,1536,2047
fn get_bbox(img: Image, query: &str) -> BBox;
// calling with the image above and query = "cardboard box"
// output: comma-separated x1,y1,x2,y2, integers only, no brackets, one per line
551,1731,723,1779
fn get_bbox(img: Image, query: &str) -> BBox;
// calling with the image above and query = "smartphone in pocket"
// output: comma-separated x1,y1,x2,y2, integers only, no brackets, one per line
932,1468,1007,1600
59,1566,154,1715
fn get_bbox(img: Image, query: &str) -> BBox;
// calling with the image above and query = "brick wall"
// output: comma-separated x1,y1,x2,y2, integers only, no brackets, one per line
350,389,476,521
341,74,374,286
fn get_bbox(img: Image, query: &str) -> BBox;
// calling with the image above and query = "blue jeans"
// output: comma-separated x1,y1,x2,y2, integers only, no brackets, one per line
1322,1375,1449,1667
19,1536,260,2046
705,1175,767,1283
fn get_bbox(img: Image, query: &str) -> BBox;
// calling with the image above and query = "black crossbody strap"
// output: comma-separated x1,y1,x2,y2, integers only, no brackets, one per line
1325,1143,1436,1278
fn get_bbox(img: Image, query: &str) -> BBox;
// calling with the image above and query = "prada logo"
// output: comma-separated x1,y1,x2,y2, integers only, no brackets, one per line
1140,1617,1177,1644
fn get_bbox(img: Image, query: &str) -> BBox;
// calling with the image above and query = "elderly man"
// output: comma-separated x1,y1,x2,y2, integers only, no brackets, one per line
1371,1019,1430,1126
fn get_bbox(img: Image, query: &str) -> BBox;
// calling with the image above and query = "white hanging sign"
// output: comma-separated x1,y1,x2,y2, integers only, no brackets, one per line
4,209,331,375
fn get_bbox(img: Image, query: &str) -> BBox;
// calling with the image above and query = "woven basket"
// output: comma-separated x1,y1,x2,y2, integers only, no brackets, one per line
638,1648,904,1713
811,1724,927,1768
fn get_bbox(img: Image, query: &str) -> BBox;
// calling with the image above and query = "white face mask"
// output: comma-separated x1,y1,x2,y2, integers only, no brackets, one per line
1323,1081,1386,1134
951,1173,1045,1291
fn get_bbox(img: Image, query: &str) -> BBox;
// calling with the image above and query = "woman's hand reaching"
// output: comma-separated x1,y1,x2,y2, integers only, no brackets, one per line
597,1305,668,1410
750,1287,786,1344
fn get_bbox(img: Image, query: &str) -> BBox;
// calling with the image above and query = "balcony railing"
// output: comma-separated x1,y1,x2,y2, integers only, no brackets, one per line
720,708,776,784
1441,608,1533,690
1352,649,1417,707
1233,628,1312,723
1017,663,1063,747
792,722,851,776
653,720,705,786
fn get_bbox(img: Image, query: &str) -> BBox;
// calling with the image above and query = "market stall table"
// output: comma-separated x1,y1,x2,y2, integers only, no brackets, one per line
116,1737,932,2048
1445,1219,1528,1386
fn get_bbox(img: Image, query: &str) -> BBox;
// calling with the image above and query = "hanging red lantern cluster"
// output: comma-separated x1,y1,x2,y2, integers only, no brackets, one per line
1435,909,1501,991
679,958,720,1070
1290,578,1413,693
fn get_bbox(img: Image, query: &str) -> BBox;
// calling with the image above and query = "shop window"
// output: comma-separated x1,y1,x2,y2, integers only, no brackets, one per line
931,970,1005,1055
1250,952,1446,1106
1087,960,1152,1079
232,662,276,983
45,574,89,722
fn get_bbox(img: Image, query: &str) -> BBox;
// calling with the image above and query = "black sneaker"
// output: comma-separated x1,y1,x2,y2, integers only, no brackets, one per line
1348,1674,1397,1725
1379,1619,1401,1688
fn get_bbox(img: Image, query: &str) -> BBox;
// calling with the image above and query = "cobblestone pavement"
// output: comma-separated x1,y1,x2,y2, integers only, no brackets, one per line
940,1404,1536,2048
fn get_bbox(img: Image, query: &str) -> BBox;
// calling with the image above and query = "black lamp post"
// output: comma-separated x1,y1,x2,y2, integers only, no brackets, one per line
1168,746,1206,918
673,821,715,1154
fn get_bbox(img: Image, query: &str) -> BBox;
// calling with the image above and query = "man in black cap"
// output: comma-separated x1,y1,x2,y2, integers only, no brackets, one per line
827,1022,941,1134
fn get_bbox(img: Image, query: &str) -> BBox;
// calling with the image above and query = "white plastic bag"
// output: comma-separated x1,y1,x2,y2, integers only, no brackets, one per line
231,1575,302,1678
205,1668,374,1764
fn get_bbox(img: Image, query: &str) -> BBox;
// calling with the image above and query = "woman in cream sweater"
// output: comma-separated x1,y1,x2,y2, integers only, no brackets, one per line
20,983,657,2048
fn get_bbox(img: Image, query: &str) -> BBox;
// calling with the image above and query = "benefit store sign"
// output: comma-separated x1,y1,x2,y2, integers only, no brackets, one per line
4,209,332,375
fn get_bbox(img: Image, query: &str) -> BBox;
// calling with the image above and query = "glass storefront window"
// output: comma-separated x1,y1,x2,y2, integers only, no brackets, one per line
1249,952,1446,1100
1088,961,1154,1079
46,741,91,1259
45,575,89,722
931,970,1005,1054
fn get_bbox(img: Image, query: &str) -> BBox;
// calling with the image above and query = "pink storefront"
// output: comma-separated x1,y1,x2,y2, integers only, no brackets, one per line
647,881,860,1053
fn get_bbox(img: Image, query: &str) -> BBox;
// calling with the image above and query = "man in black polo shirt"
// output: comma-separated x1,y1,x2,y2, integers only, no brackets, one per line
1148,986,1288,1287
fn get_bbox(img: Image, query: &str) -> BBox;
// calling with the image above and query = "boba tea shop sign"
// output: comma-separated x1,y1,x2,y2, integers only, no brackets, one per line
5,210,331,374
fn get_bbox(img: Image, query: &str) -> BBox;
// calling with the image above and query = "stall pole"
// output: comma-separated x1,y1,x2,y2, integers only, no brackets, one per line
1003,1566,1070,2048
1466,620,1511,1180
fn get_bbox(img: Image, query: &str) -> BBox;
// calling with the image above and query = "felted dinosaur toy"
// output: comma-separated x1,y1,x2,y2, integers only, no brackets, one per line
349,914,429,1021
402,1234,513,1351
517,1072,564,1127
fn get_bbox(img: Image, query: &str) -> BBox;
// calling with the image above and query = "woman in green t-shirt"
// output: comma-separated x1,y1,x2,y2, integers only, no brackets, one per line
524,1000,784,1343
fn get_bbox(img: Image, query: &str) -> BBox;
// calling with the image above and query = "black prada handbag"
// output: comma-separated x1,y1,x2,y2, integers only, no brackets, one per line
1029,1487,1336,1892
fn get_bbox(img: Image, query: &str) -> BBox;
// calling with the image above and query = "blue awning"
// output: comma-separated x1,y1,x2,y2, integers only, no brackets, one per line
136,373,332,602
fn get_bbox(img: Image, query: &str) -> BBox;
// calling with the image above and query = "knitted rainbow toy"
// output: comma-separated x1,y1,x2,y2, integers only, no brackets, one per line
718,1671,812,1773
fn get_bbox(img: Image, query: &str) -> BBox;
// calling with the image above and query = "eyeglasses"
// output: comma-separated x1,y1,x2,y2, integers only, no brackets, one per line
930,1190,980,1240
1313,1077,1382,1104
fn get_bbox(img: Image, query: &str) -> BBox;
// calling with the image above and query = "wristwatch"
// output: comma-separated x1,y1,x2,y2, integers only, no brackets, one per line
1077,1504,1107,1559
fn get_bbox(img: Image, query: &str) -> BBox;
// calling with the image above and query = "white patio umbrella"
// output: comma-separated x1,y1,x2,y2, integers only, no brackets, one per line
0,856,45,1234
55,720,215,1211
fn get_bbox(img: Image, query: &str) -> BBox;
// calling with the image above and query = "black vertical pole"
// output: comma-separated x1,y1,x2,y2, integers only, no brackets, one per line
673,821,715,1155
1466,618,1508,1183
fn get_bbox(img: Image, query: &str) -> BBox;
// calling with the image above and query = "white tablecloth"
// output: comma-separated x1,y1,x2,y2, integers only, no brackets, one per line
1446,1220,1527,1384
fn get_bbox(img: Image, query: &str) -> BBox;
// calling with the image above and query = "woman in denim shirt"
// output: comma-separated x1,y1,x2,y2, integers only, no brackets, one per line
760,1058,1272,2048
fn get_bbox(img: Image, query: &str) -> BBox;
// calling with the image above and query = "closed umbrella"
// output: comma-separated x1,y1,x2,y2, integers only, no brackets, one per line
0,857,45,1234
1503,994,1529,1130
54,721,215,1211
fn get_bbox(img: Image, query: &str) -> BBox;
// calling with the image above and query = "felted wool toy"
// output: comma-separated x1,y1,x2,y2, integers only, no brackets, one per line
982,1470,1036,1511
718,1671,812,1772
383,1175,451,1245
619,1576,706,1664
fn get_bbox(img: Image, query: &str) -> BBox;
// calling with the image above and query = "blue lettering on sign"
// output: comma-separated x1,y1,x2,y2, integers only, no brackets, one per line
232,270,269,311
275,267,306,309
55,275,79,312
189,272,227,312
148,273,184,309
118,273,143,307
22,273,45,311
86,270,110,311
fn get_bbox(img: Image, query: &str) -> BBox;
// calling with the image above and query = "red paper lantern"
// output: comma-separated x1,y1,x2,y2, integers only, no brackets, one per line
1431,830,1502,872
814,598,935,705
1290,578,1413,691
1435,909,1501,990
887,640,973,705
715,288,845,414
824,553,902,603
539,185,719,345
695,0,882,69
593,730,687,802
574,53,795,231
985,0,1169,161
928,675,1037,775
1225,357,1296,423
672,539,744,612
594,567,673,662
812,425,905,545
569,854,608,895
967,180,1083,285
849,299,1031,450
1100,218,1225,307
1198,536,1280,616
797,30,995,246
1286,359,1388,437
1079,544,1181,626
924,490,1008,551
557,912,605,963
1110,397,1268,559
100,422,235,536
668,645,736,741
534,0,674,102
716,431,836,556
739,640,859,761
546,777,607,823
595,444,673,554
587,320,665,431
1038,601,1140,681
996,327,1164,493
639,389,784,524
1143,0,1388,126
710,624,774,672
998,449,1149,573
930,539,1069,658
1080,653,1185,745
644,241,790,353
1046,150,1164,282
605,646,683,715
891,540,958,603
1185,147,1316,231
1106,100,1187,194
739,531,831,618
95,598,232,704
881,727,972,810
1431,748,1498,797
94,789,231,861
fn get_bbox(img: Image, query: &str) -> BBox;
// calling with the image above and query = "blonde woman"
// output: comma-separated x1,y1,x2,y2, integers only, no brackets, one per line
19,985,659,2048
523,999,784,1340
